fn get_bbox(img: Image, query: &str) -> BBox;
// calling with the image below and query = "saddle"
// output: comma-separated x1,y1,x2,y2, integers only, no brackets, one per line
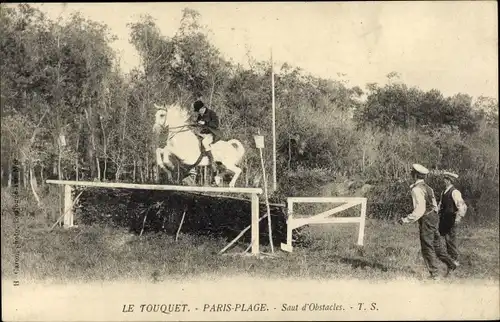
195,126,222,140
193,126,222,146
187,128,222,173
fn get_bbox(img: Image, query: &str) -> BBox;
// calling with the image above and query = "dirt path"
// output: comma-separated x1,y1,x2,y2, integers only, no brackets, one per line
3,276,499,321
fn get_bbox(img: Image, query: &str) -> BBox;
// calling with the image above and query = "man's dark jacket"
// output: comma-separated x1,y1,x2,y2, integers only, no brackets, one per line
438,187,458,235
196,108,222,142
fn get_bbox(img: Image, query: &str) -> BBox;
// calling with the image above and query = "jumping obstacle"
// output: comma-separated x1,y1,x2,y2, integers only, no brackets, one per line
46,180,264,255
281,197,367,252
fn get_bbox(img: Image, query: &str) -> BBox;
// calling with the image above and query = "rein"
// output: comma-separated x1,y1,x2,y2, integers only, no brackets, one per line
158,122,206,177
163,123,199,141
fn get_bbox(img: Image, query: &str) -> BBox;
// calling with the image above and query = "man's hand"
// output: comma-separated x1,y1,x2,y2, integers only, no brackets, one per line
455,217,462,224
198,120,205,125
397,217,405,225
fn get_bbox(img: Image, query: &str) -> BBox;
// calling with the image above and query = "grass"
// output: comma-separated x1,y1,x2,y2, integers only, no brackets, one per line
2,209,498,283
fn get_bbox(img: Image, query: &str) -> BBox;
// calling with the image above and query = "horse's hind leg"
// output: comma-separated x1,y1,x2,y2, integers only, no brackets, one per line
225,164,242,188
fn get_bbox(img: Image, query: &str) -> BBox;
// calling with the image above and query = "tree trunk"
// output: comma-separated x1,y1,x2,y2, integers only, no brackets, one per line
145,154,149,182
75,158,79,181
84,108,100,181
103,158,107,181
140,161,144,183
8,157,12,188
96,156,101,181
362,149,366,173
31,164,38,189
58,145,62,180
29,164,41,206
23,161,28,188
209,75,216,107
244,158,249,187
133,159,136,182
87,143,96,179
100,118,107,181
40,165,45,187
115,164,121,181
116,93,128,182
75,121,81,181
288,136,291,170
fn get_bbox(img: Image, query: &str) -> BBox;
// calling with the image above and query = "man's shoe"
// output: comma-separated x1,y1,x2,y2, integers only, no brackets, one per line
445,262,459,277
429,274,440,281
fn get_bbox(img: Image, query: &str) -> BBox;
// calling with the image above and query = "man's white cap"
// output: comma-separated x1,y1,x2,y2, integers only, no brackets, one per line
442,171,459,179
412,163,429,175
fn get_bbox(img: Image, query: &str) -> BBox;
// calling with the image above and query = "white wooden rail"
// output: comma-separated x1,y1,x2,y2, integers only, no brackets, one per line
281,197,367,252
46,180,263,254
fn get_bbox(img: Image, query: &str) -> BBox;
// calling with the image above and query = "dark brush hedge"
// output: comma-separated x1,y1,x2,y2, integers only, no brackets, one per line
75,188,310,247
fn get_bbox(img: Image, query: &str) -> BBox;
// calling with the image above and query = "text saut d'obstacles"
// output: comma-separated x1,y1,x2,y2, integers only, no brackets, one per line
282,302,378,312
282,303,344,311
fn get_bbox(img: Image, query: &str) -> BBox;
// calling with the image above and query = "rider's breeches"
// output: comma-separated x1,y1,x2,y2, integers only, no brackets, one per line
201,134,214,151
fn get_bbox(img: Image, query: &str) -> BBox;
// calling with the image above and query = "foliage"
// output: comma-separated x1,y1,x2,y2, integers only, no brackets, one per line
355,83,486,135
1,4,498,227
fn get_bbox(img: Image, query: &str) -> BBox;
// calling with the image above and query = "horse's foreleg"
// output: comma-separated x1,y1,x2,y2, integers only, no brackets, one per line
163,150,176,183
156,147,175,183
156,148,166,170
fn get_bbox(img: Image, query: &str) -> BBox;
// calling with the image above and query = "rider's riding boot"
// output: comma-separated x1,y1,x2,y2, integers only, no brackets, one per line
206,150,217,173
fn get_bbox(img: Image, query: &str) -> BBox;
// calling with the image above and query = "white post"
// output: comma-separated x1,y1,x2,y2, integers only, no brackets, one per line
280,199,294,252
271,48,277,192
255,134,274,252
63,184,74,228
357,199,367,246
286,199,293,247
251,193,260,255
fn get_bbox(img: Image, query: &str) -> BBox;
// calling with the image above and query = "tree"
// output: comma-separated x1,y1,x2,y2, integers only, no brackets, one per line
355,83,483,135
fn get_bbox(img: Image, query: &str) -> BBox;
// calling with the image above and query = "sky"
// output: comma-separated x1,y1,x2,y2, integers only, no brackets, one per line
31,2,498,100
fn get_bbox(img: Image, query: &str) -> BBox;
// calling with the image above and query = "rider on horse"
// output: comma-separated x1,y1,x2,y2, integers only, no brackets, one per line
193,99,221,171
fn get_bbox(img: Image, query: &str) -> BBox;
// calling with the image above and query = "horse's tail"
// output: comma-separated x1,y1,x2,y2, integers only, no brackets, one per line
227,139,245,164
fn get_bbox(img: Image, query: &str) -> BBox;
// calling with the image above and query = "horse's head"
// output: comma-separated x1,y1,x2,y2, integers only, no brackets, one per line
153,104,168,134
153,102,191,134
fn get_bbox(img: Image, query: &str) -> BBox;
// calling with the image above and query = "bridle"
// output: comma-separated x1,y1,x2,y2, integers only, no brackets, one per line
155,106,198,141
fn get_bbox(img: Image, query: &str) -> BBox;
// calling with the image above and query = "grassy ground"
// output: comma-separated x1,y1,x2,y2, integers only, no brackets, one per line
2,209,498,283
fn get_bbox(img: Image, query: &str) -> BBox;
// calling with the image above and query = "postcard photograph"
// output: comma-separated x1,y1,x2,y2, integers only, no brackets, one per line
1,1,499,321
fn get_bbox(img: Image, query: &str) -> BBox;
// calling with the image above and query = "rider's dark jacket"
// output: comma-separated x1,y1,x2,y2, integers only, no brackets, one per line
196,108,222,141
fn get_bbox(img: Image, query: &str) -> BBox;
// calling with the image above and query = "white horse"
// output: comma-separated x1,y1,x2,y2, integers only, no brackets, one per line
152,103,246,188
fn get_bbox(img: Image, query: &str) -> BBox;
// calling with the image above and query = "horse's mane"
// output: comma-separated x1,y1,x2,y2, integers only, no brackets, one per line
161,102,191,126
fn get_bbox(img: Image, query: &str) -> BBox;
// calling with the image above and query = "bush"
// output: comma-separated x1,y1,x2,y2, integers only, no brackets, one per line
271,105,498,228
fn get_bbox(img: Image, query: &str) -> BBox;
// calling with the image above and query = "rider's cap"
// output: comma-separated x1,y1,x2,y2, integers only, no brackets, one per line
412,163,429,175
442,171,459,180
194,100,204,111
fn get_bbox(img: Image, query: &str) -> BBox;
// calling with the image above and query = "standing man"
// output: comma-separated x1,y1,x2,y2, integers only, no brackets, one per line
438,171,467,267
193,99,221,172
398,164,458,279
